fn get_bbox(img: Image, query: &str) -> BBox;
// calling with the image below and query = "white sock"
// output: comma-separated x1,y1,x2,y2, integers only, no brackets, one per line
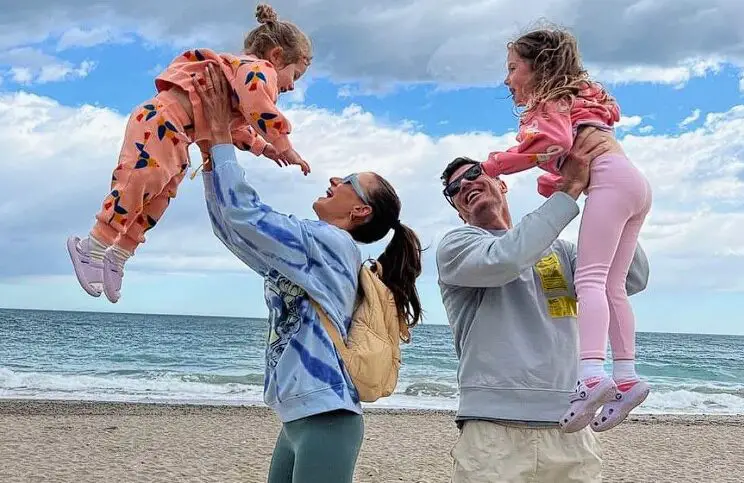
84,235,109,264
612,360,639,383
579,359,608,381
107,245,132,271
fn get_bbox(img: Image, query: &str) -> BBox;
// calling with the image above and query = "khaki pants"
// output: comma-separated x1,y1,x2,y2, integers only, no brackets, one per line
451,420,602,483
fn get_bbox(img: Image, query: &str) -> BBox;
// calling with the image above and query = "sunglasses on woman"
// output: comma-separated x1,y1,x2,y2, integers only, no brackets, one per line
443,163,483,206
342,173,370,205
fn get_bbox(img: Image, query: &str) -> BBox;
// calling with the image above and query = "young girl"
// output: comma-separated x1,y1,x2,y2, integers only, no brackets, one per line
67,4,311,303
482,28,652,433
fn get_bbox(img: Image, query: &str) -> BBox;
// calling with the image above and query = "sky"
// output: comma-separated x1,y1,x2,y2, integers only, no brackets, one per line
1,0,743,335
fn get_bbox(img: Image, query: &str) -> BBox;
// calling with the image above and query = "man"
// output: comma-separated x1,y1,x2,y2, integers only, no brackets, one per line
436,129,650,482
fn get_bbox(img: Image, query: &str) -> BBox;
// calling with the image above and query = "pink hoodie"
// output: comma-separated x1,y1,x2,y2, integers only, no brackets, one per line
482,83,620,197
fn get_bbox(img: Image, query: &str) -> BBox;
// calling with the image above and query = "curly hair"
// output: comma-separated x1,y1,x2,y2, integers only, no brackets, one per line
509,27,613,115
243,4,312,66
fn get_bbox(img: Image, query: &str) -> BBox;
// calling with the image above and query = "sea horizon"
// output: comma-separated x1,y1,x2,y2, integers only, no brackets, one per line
2,307,741,337
2,308,743,415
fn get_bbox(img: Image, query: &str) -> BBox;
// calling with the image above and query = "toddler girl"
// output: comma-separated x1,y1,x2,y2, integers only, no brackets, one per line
482,28,652,433
67,4,311,303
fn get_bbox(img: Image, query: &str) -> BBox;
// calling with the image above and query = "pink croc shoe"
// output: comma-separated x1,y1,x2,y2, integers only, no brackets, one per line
559,377,617,433
67,236,103,297
102,249,124,303
590,380,650,432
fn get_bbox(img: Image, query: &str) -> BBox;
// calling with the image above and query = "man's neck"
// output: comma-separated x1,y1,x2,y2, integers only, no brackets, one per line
468,213,512,231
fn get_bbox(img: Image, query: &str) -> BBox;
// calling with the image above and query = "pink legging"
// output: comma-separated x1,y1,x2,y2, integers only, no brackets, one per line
575,153,652,361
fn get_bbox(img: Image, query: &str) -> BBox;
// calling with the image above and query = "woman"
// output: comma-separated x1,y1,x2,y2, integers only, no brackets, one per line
193,65,423,482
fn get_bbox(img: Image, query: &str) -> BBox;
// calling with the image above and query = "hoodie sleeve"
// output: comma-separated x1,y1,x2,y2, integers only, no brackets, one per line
482,101,573,180
202,144,362,312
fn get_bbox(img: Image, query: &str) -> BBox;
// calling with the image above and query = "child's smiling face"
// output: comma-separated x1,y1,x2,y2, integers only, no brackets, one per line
276,60,308,93
504,48,534,106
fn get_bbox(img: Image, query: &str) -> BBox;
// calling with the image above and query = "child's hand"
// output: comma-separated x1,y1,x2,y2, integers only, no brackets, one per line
262,144,282,165
279,148,311,176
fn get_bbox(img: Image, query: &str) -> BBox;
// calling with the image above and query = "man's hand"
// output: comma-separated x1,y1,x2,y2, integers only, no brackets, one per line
558,127,614,199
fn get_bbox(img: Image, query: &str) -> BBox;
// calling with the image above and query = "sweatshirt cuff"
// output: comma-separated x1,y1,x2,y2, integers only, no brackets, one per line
543,192,580,230
202,171,216,199
210,143,238,167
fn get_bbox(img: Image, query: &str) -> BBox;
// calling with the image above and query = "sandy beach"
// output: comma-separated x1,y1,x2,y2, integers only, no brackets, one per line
1,400,741,483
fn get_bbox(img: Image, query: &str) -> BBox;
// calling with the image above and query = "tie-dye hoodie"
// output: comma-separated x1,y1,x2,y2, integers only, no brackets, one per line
202,144,362,422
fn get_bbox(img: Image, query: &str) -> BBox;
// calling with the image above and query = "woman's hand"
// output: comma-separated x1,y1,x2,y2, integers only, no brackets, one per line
191,64,233,147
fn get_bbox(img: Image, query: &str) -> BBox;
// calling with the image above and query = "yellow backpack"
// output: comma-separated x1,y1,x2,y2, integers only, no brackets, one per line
311,260,411,402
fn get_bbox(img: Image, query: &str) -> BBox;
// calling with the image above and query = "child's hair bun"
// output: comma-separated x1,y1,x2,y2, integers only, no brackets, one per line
256,4,279,24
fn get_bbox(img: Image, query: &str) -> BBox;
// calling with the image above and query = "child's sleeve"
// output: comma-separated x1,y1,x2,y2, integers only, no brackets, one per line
537,173,564,198
231,125,268,156
482,102,574,179
232,61,293,154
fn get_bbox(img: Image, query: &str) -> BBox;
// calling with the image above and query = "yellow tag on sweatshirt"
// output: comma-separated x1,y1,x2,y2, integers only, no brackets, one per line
535,252,568,292
547,296,577,318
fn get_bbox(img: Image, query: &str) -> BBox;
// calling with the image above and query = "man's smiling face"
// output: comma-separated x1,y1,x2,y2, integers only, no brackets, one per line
444,162,510,229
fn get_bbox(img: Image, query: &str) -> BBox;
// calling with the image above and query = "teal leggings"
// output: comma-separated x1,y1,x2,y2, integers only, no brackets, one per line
267,410,364,483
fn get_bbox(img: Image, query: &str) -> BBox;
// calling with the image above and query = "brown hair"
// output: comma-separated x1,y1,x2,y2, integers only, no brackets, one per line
243,4,312,66
349,175,423,330
508,27,613,115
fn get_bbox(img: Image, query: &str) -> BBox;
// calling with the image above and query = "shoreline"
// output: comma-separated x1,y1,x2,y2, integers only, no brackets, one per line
2,399,743,482
1,397,743,422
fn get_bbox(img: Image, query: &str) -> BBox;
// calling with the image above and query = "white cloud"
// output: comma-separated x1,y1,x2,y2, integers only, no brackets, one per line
590,58,725,88
1,92,744,295
639,125,654,134
56,27,128,51
0,1,742,89
10,67,34,84
0,47,94,84
740,73,744,93
616,115,643,131
679,109,701,128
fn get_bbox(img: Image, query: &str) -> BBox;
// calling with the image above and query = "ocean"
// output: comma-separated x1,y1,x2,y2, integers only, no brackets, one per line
2,308,743,414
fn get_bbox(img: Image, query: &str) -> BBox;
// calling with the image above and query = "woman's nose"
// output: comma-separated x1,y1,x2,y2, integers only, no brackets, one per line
330,177,341,186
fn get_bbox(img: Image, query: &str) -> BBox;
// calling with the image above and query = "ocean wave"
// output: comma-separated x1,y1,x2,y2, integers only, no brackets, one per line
0,367,265,403
2,366,743,415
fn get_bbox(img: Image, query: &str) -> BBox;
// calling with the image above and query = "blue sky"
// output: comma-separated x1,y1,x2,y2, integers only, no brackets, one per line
1,1,744,335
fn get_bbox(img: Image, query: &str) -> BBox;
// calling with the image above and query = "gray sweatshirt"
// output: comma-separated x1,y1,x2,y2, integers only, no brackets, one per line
436,192,650,425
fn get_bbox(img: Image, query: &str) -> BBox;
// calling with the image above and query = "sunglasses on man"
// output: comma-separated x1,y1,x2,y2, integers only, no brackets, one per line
442,163,484,207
